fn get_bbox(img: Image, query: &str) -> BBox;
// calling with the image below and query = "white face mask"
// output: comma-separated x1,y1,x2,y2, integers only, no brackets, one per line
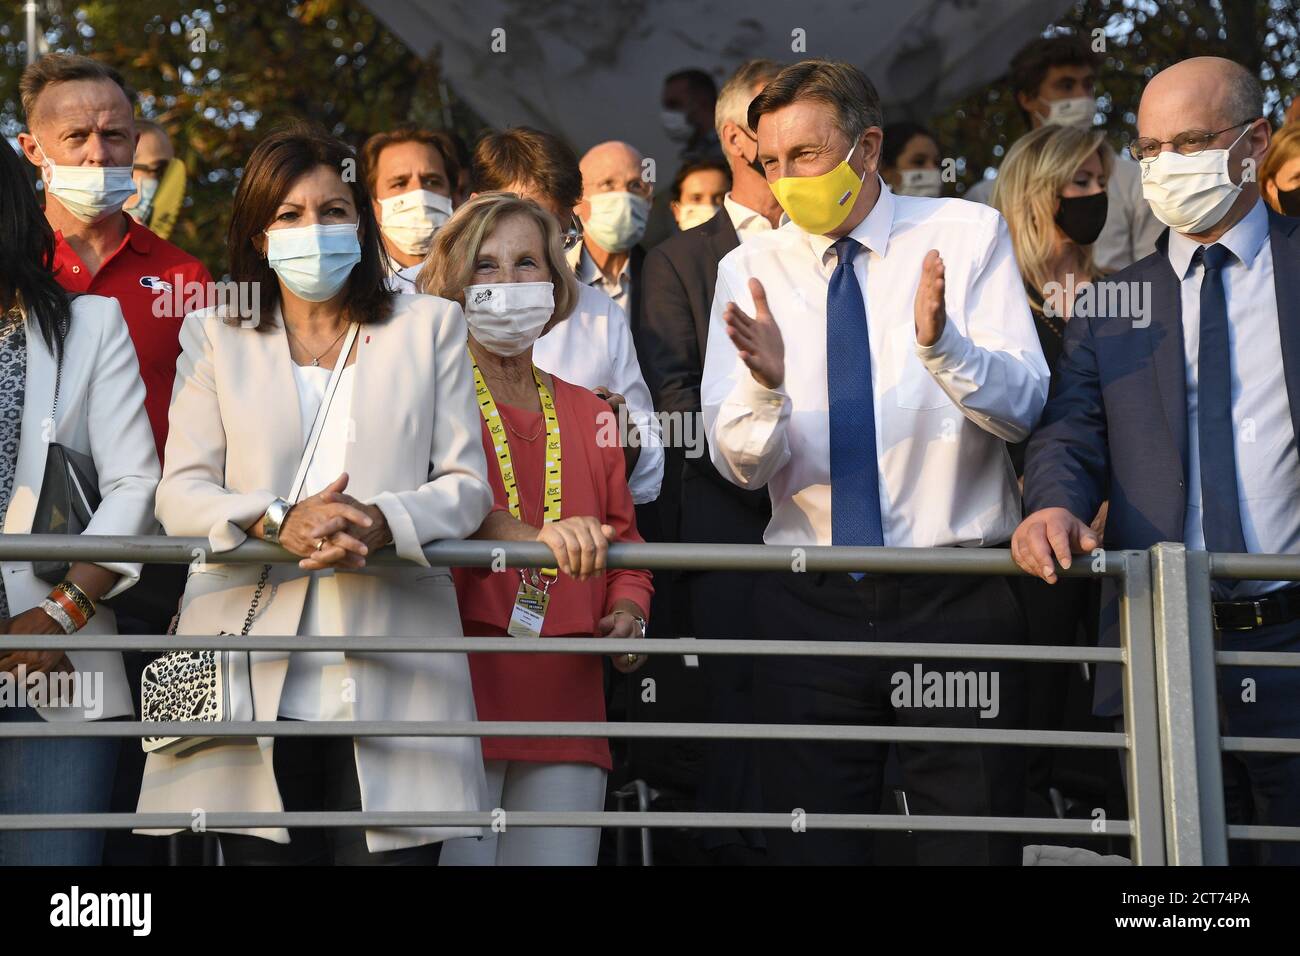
32,134,137,223
582,191,650,253
675,202,718,231
464,281,555,357
1041,96,1097,130
1140,124,1251,235
265,222,362,302
661,109,693,142
896,168,942,198
378,188,453,257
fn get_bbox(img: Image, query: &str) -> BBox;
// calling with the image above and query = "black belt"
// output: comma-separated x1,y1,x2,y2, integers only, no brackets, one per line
1212,583,1300,632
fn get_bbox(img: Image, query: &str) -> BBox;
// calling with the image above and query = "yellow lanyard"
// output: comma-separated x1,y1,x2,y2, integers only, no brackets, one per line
472,358,562,577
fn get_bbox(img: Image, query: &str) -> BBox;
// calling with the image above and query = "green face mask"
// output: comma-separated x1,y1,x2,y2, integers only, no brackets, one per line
769,140,868,235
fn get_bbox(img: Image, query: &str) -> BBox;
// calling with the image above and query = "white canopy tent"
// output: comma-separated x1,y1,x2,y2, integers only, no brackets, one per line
363,0,1073,166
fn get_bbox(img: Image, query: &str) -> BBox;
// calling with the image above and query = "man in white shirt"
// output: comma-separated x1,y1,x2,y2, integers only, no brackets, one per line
468,127,664,508
965,34,1163,273
701,58,1049,865
359,127,460,293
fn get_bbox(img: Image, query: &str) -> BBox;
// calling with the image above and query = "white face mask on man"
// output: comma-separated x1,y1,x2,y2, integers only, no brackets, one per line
378,188,453,257
32,134,137,223
895,168,943,198
582,191,650,253
1140,124,1252,235
463,281,555,357
1040,96,1098,130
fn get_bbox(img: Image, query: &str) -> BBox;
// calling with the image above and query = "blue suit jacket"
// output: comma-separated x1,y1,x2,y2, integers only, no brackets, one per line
1023,208,1300,715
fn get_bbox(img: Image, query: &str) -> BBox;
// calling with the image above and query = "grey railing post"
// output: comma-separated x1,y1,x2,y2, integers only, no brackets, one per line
1150,543,1228,865
1119,549,1166,865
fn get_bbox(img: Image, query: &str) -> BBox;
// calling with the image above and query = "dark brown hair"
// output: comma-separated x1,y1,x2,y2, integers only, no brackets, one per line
470,127,583,210
20,53,130,123
1009,34,1099,122
228,123,393,329
747,59,883,143
359,126,462,197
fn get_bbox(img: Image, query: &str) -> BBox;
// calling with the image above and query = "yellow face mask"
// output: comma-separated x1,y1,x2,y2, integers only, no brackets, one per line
769,141,868,235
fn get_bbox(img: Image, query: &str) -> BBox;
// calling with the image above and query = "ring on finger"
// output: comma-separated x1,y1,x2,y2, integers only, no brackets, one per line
314,537,327,552
626,653,638,666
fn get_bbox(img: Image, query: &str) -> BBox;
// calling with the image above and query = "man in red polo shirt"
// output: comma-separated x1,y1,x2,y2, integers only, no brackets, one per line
17,53,210,464
18,54,211,867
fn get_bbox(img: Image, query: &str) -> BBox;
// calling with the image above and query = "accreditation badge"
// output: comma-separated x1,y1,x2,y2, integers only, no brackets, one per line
507,575,551,638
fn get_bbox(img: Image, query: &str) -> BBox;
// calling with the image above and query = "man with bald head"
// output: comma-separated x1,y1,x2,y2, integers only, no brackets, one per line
1016,56,1300,864
571,141,653,383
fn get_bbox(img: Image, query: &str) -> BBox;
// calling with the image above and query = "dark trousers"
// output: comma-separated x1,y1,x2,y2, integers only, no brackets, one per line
1218,615,1300,865
218,728,441,866
689,568,765,852
753,570,1027,865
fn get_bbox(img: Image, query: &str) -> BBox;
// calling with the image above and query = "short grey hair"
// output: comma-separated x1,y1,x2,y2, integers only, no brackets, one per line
747,59,884,145
1221,61,1264,125
715,58,785,139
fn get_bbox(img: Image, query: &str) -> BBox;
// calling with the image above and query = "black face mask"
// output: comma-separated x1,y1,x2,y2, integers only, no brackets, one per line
1278,185,1300,218
742,130,766,179
1055,191,1108,246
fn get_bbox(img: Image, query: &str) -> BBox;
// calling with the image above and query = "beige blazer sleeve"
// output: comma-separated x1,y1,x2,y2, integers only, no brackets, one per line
155,311,276,551
365,301,493,565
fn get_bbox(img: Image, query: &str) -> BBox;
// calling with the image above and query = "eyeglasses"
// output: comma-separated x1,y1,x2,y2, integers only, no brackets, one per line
560,214,583,251
1128,119,1257,162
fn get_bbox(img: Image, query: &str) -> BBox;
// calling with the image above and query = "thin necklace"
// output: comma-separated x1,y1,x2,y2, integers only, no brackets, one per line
287,325,348,366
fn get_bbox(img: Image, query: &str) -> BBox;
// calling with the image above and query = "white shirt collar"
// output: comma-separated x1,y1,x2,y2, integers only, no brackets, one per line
805,177,894,264
723,192,772,234
1166,197,1270,278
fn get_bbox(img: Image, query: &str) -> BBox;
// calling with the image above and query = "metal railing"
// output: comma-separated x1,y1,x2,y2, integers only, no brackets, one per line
1150,543,1300,864
4,532,1282,866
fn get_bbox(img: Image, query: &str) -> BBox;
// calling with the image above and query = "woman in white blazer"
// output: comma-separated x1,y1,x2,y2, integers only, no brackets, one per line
135,126,494,865
0,141,161,866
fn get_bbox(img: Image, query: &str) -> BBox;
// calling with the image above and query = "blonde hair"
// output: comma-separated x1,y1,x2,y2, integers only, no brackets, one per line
1261,123,1300,214
417,191,579,326
991,125,1111,310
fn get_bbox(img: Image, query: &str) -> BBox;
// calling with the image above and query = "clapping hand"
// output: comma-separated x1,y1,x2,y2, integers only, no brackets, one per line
723,278,785,390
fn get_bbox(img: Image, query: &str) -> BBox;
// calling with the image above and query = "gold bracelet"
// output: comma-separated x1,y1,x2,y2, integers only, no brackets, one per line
55,581,96,621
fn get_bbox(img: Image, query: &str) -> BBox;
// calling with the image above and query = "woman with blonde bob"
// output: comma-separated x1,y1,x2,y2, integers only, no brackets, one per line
418,192,652,866
1261,122,1300,217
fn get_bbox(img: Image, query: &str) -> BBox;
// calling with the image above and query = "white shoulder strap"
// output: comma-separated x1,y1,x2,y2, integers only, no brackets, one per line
288,322,359,504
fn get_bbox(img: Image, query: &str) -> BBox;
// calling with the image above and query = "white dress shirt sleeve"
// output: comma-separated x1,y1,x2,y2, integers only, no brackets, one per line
700,266,792,489
914,215,1050,443
604,298,664,504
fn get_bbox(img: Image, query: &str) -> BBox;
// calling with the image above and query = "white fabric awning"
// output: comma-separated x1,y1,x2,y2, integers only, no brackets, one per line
363,0,1072,165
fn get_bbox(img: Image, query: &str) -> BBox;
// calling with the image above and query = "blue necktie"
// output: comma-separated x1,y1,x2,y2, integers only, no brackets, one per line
1196,243,1248,554
827,237,883,575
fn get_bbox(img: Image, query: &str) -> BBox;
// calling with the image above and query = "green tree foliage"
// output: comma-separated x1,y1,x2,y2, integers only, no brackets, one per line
0,0,482,272
933,0,1300,193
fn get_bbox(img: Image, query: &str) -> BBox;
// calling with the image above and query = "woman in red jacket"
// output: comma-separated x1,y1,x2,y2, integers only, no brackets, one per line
419,191,652,866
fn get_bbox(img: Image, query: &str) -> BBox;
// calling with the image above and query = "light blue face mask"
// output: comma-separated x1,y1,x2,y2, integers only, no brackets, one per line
265,222,361,302
128,176,160,224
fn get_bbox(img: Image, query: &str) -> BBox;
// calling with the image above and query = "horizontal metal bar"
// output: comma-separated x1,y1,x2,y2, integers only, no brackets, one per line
0,633,1124,663
1215,650,1300,668
1220,735,1300,754
0,810,1130,836
0,719,1126,748
1225,824,1300,842
0,534,1125,577
1209,553,1300,581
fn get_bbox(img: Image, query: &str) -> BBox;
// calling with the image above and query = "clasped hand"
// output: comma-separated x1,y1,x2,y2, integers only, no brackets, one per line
273,473,391,571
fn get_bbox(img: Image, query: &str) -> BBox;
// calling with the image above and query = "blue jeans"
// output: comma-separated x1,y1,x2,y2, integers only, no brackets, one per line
0,706,121,866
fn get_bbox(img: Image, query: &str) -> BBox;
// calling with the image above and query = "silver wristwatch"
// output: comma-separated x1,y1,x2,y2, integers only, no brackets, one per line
262,497,293,544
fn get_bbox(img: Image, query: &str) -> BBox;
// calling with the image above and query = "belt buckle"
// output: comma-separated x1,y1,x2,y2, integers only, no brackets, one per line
1213,599,1265,632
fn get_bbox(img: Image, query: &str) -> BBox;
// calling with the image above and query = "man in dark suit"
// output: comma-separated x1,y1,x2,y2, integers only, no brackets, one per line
1016,56,1300,864
640,59,784,860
